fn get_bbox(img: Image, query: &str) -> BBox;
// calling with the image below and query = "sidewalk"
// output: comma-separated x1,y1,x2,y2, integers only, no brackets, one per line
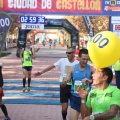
0,43,75,120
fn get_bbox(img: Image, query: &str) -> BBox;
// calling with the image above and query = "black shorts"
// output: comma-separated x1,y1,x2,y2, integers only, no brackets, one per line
60,84,71,103
22,66,32,71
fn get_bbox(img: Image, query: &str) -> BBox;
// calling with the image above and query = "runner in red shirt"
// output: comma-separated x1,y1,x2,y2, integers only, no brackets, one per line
75,45,80,61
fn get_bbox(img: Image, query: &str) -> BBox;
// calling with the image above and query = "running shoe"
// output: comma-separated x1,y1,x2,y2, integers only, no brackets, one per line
5,116,11,120
27,87,30,92
22,87,26,92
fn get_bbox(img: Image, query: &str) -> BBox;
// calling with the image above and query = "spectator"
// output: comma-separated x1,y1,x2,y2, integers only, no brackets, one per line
61,49,95,120
113,60,120,89
20,40,35,92
78,67,120,120
75,45,80,61
34,47,79,120
0,63,11,120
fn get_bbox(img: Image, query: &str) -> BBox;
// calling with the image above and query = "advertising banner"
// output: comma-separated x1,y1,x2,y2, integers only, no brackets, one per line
0,0,103,15
103,0,120,16
1,0,120,16
0,12,12,44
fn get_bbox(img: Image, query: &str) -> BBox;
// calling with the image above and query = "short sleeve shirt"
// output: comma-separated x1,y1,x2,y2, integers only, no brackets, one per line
86,85,120,120
54,58,79,82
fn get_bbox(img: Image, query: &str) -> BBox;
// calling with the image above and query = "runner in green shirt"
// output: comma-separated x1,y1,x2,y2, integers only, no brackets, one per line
78,67,120,120
20,40,35,92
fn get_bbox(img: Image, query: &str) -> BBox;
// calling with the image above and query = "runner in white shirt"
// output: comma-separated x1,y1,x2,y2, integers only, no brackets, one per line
34,47,79,120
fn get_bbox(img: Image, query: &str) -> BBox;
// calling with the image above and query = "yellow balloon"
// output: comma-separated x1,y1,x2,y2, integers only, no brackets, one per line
88,31,120,68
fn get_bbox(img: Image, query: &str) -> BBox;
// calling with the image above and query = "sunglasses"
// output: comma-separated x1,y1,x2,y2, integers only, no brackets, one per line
66,52,74,54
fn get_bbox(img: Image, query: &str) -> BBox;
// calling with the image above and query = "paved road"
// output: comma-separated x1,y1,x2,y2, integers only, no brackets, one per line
0,44,82,120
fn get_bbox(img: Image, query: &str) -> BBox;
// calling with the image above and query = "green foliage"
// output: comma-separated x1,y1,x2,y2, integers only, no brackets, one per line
0,52,11,57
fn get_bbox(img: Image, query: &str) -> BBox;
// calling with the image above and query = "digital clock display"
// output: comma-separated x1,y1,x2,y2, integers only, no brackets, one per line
20,16,46,24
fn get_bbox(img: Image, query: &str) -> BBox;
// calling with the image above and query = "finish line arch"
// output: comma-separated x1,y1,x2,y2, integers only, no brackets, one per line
28,29,65,46
18,18,79,48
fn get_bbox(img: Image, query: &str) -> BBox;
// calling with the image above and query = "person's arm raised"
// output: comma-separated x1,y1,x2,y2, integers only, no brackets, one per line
35,48,40,52
31,48,35,59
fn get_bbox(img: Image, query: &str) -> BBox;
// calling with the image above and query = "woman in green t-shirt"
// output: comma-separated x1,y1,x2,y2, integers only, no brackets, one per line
20,40,35,92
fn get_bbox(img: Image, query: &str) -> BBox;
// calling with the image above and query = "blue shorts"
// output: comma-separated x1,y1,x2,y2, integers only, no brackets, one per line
70,94,81,112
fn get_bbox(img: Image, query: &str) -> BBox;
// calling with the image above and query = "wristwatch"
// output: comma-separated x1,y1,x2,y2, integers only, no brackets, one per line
90,114,94,120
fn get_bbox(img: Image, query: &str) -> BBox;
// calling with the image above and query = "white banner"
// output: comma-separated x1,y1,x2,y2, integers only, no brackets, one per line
111,16,120,24
21,24,44,30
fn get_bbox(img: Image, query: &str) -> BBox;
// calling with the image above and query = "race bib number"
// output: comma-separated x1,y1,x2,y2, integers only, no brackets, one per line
74,81,82,93
25,56,31,61
62,74,72,85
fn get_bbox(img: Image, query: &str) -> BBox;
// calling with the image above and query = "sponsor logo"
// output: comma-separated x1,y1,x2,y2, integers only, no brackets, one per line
90,93,97,98
104,0,120,11
110,0,117,6
105,92,112,97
